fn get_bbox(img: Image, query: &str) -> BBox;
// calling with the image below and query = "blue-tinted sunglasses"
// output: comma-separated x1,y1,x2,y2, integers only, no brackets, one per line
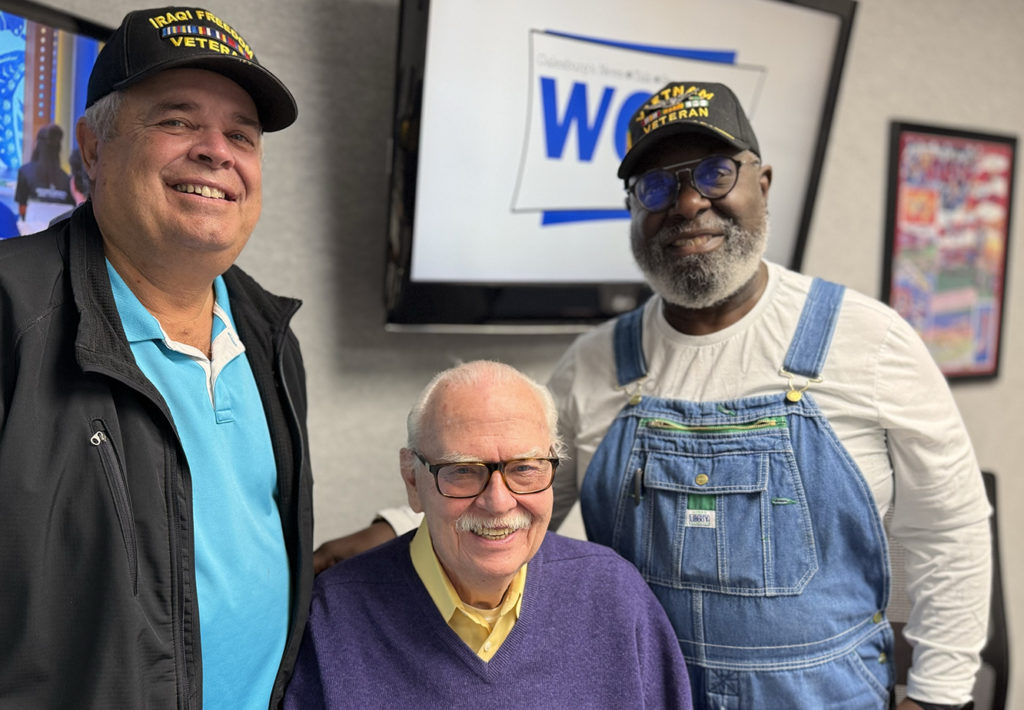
627,155,758,212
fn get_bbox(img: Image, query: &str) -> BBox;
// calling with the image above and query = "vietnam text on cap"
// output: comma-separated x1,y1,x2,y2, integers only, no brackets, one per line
618,82,759,179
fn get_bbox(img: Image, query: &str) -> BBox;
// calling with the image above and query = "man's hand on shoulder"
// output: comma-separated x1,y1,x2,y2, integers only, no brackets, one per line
313,520,396,574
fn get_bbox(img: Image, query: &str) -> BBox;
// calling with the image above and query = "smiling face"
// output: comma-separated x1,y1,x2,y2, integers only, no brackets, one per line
628,135,771,310
79,68,263,281
401,368,554,609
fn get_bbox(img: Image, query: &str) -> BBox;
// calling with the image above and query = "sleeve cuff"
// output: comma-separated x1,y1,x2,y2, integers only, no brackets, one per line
907,699,973,710
374,506,423,536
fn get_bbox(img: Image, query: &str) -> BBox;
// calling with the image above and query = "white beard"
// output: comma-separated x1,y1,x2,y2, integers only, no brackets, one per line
631,213,769,309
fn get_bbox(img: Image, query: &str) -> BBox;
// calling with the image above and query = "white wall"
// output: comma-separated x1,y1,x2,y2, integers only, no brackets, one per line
54,0,1022,705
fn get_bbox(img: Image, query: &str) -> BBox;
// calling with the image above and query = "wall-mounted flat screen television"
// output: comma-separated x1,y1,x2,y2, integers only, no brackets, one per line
0,0,109,239
384,0,857,332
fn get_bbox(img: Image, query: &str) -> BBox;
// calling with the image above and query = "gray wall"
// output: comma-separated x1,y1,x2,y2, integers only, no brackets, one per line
55,0,1023,705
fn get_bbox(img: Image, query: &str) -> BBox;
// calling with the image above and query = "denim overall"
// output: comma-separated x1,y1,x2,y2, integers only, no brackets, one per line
581,280,894,710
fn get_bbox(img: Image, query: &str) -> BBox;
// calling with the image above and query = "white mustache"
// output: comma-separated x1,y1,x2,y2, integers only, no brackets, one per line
659,216,733,243
455,510,533,534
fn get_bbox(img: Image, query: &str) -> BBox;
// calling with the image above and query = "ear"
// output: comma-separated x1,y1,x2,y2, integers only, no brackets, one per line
758,163,772,200
399,448,424,513
624,183,637,214
76,117,101,184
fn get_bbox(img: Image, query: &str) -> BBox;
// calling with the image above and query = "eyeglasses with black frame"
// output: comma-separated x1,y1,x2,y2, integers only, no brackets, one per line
627,154,760,213
413,451,559,499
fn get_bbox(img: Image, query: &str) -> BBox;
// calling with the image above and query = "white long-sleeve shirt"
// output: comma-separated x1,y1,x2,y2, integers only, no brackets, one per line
547,261,991,705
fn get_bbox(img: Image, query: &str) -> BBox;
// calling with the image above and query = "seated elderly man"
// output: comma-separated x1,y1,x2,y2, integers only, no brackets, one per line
286,360,691,708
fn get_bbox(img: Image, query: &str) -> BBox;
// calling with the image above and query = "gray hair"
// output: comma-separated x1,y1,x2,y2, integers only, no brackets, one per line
82,91,125,142
79,85,266,158
77,92,125,195
406,360,565,458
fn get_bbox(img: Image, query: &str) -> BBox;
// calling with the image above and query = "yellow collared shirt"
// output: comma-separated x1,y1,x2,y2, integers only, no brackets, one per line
409,522,526,662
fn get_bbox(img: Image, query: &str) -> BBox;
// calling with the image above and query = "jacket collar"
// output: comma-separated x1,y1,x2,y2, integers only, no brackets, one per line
68,202,144,380
67,201,301,376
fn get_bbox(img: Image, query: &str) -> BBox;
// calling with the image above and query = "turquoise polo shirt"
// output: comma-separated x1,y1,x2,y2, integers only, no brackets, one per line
108,262,289,710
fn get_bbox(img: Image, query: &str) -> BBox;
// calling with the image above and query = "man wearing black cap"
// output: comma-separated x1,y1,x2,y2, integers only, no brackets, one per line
546,82,990,710
0,7,311,709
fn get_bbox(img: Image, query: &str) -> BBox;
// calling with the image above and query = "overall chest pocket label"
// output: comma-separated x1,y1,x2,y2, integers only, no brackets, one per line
620,417,819,597
685,494,716,528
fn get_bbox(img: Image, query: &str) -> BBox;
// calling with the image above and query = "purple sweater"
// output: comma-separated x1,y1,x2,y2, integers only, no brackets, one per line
285,531,692,709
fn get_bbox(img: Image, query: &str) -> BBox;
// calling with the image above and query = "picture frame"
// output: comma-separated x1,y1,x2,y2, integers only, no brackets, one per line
882,121,1016,380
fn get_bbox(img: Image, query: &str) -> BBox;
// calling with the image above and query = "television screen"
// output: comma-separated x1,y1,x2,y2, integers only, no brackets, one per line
0,0,109,239
385,0,856,331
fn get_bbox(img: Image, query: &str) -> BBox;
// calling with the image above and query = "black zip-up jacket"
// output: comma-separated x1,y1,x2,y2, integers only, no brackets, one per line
0,203,314,709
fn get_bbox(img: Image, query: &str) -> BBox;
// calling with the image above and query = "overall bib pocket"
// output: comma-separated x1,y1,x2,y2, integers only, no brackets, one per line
614,416,818,596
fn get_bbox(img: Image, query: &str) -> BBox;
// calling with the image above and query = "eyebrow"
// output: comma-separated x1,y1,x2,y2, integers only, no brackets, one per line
434,449,550,463
148,100,262,131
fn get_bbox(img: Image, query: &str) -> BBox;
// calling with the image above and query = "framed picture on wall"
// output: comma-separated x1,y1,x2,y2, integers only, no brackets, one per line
882,121,1016,380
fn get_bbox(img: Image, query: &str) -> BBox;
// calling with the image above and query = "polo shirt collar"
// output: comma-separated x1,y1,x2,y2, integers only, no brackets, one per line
409,521,525,622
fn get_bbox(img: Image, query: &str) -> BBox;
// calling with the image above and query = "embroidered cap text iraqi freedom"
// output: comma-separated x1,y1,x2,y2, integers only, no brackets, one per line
86,6,297,132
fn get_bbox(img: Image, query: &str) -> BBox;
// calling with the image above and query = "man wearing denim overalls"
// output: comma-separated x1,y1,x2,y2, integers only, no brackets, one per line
547,81,991,710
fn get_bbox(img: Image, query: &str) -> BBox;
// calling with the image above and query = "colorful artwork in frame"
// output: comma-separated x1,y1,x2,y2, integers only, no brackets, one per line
883,122,1016,380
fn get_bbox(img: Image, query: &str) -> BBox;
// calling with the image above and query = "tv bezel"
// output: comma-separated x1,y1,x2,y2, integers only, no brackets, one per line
0,0,109,43
0,0,111,237
385,0,858,333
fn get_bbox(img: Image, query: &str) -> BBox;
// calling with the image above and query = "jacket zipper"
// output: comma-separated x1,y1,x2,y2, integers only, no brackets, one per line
268,312,306,708
167,446,192,707
90,422,139,596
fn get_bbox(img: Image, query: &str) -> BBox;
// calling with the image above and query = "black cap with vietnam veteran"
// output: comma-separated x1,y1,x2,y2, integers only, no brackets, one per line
617,81,760,179
86,6,297,132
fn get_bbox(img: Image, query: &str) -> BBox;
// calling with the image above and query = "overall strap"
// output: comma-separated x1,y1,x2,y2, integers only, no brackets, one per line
614,279,845,386
612,306,647,386
782,278,846,378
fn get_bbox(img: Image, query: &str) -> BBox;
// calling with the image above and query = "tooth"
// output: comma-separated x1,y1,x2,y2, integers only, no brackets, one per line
478,527,514,539
176,184,226,199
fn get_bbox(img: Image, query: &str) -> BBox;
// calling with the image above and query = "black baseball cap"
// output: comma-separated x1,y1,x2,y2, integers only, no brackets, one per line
87,6,297,132
618,81,759,179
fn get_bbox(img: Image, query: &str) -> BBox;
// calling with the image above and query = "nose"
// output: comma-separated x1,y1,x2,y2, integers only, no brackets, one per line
669,170,711,221
189,128,235,169
474,470,518,514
